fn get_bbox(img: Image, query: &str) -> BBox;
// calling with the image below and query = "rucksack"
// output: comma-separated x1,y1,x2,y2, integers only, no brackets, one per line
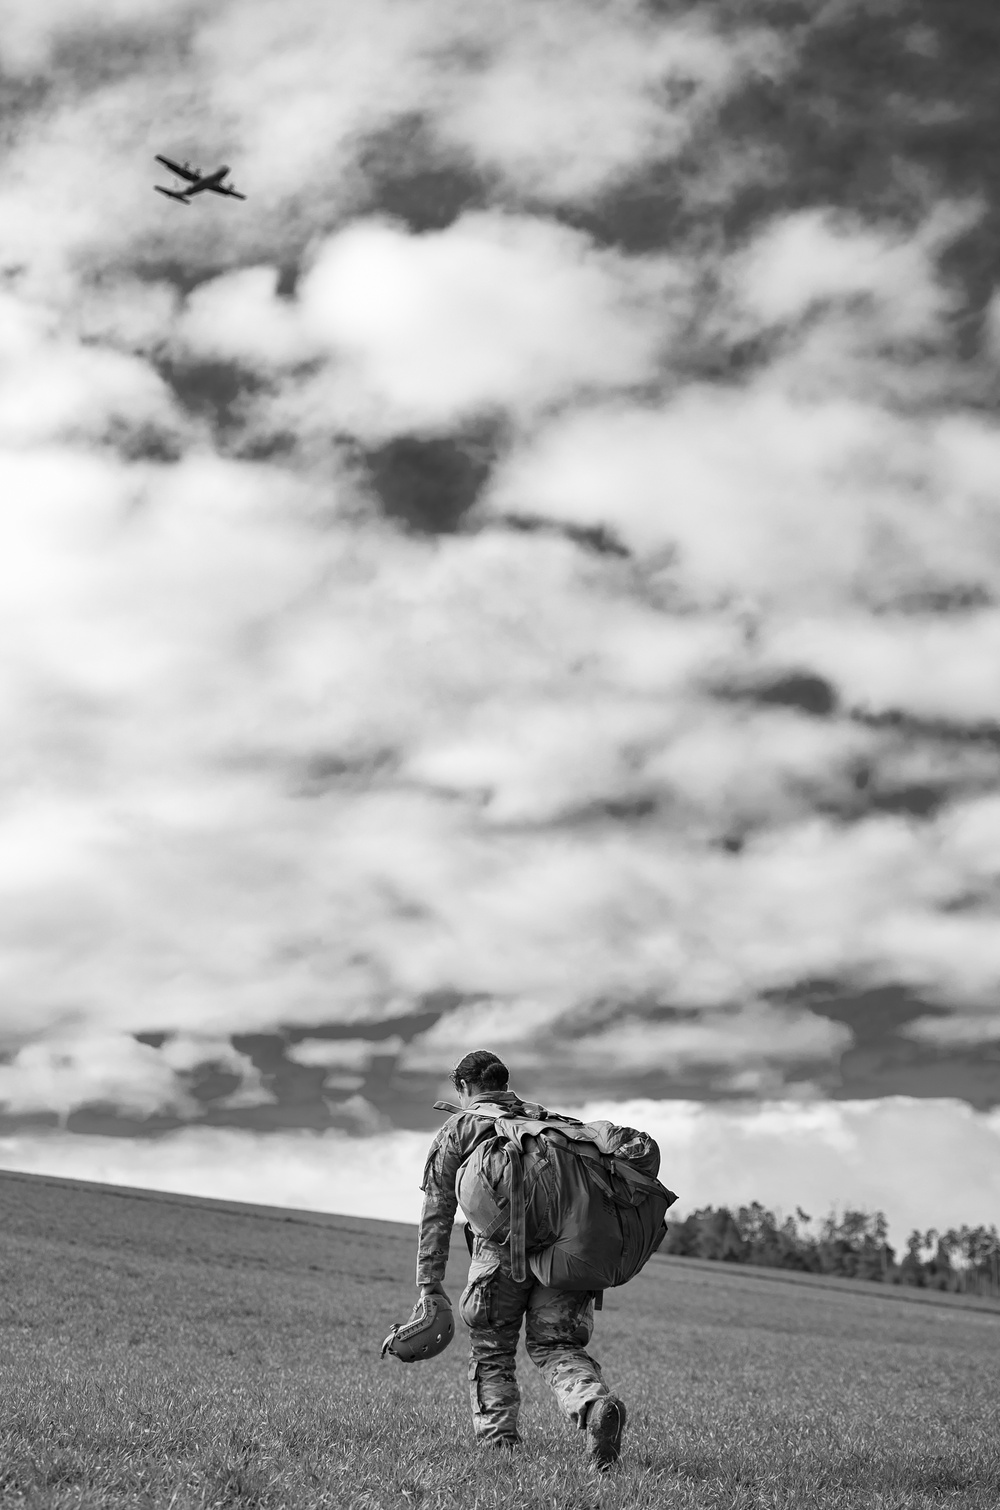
445,1102,678,1292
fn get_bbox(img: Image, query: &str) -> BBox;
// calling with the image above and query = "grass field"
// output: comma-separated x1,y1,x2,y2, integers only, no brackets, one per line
2,1170,999,1510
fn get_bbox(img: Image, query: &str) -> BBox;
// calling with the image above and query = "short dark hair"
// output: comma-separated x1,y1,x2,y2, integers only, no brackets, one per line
452,1050,508,1093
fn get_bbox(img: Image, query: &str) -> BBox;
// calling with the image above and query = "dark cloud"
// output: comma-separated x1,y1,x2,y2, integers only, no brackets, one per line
571,0,1000,388
105,417,184,463
293,748,398,798
157,354,265,432
850,708,1000,751
357,113,495,233
49,16,194,89
716,670,839,718
495,514,632,559
0,72,50,146
765,980,1000,1110
362,427,501,534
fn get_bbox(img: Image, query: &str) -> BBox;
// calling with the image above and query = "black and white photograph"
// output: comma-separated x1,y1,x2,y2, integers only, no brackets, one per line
1,0,999,1504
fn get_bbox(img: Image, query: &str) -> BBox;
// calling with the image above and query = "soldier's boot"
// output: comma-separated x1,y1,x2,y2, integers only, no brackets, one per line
478,1436,519,1454
585,1394,627,1472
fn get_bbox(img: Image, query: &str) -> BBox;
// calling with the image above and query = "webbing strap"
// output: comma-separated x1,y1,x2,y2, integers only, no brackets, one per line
477,1193,512,1243
507,1141,527,1282
554,1136,666,1198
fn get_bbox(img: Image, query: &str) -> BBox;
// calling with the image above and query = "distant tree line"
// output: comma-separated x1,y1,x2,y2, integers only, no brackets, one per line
662,1203,1000,1297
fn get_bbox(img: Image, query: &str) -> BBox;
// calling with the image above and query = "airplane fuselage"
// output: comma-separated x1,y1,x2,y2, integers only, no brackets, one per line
185,166,228,195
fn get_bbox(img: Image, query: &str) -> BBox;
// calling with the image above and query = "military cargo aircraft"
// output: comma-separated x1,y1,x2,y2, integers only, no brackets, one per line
154,155,246,203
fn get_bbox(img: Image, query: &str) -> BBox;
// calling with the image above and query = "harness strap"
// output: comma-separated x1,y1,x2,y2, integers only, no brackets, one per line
507,1141,527,1282
476,1195,513,1244
554,1137,667,1198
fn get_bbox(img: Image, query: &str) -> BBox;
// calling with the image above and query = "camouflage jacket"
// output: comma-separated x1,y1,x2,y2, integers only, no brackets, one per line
416,1089,565,1287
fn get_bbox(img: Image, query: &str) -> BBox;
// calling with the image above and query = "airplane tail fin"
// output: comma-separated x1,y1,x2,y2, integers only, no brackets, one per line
155,186,190,203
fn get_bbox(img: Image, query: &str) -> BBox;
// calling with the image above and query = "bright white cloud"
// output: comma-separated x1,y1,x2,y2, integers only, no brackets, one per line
0,1031,273,1121
400,997,577,1072
435,8,778,201
480,390,1000,611
172,265,315,369
902,1012,1000,1047
0,1125,431,1222
286,1035,404,1069
291,214,676,433
479,390,888,603
870,913,1000,1006
0,1034,193,1121
553,1003,852,1074
169,214,680,432
732,207,956,338
933,795,1000,884
0,342,179,449
401,997,851,1079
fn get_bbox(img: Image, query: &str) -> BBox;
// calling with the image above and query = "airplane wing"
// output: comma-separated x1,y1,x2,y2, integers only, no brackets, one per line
155,154,200,184
207,183,247,200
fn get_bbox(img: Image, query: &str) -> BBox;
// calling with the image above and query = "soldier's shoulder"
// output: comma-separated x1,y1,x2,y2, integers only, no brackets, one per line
428,1107,491,1149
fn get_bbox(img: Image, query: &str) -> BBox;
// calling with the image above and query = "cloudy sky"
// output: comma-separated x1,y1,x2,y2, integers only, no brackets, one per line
1,0,999,1247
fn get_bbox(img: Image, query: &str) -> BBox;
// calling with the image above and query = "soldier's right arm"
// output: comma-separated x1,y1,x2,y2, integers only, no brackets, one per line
415,1121,467,1290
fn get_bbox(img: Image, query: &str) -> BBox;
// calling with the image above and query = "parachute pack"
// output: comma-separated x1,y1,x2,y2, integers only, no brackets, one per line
442,1102,678,1293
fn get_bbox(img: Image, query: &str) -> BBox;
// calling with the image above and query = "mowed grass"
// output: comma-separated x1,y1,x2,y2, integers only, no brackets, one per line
2,1172,999,1510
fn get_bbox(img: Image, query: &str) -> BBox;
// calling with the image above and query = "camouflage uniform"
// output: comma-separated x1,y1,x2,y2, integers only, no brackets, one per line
417,1089,610,1445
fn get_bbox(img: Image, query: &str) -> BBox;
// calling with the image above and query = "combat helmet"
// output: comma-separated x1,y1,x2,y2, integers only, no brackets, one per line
380,1291,455,1363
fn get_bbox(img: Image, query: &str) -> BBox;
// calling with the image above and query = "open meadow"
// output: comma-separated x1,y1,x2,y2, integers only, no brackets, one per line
2,1169,998,1510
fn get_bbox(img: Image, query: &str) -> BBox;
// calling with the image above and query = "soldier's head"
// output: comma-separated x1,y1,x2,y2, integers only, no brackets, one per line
452,1050,508,1107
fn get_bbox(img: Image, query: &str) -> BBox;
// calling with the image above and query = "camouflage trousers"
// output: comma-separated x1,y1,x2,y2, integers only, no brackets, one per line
458,1259,609,1445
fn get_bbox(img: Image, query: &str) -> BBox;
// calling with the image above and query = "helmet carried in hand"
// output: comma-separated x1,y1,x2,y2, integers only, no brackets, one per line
380,1291,455,1363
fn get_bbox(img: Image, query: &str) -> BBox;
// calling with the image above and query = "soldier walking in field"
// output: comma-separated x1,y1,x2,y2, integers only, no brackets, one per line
415,1050,628,1470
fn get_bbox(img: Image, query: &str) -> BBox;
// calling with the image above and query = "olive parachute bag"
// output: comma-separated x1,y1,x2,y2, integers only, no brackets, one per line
447,1105,678,1292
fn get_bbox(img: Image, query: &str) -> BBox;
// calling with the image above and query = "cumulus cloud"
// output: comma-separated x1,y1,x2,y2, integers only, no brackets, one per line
172,266,314,370
902,1012,1000,1047
0,1124,431,1222
2,0,1000,1177
434,7,776,202
285,1036,402,1069
0,1035,192,1122
173,215,681,440
0,288,181,447
547,1003,852,1075
730,207,958,340
480,387,1000,613
0,1031,273,1121
401,997,852,1083
0,0,196,76
284,1035,405,1098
